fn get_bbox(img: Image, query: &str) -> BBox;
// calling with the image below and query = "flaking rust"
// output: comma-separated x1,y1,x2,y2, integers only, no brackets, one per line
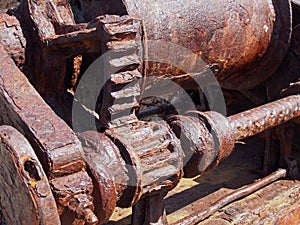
0,0,300,225
228,95,300,141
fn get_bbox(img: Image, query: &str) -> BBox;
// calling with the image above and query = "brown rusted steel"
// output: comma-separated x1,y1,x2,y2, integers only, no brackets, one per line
16,0,103,111
0,12,26,69
170,115,217,178
188,111,235,168
132,191,168,225
194,180,300,225
17,0,97,45
34,0,293,94
169,111,234,178
169,95,300,179
0,1,299,224
172,168,287,225
96,15,142,128
121,0,291,90
78,131,120,224
0,43,85,178
0,43,98,224
0,125,60,225
73,0,291,91
78,122,183,225
228,95,300,141
105,120,183,205
50,171,98,225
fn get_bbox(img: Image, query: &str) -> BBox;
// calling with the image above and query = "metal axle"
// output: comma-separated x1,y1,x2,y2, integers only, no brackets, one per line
170,95,300,178
228,95,300,141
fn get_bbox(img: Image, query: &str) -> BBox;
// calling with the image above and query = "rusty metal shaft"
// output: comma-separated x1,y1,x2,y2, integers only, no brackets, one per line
171,95,300,178
228,95,300,141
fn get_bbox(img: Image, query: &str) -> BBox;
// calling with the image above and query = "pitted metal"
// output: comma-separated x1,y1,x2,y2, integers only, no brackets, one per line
105,120,183,201
228,95,300,141
96,15,143,128
0,42,98,224
187,111,235,168
169,115,217,178
122,0,291,90
0,0,300,225
78,121,183,225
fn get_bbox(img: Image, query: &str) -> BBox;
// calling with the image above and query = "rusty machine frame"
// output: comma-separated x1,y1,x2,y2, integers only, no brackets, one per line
1,0,300,224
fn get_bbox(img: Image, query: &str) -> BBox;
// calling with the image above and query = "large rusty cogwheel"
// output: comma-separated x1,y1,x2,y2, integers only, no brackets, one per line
0,126,60,225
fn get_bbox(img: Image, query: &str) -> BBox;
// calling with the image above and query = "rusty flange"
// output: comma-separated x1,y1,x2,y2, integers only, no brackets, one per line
169,111,234,178
193,111,235,164
78,131,121,224
0,125,60,225
169,115,216,178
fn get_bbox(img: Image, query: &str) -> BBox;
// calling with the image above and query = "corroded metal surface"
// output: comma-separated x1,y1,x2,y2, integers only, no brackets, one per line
168,95,300,179
228,95,300,141
79,131,120,224
16,0,102,105
0,1,299,225
0,125,60,225
188,111,235,170
50,171,98,225
79,121,183,225
0,43,85,178
122,0,291,90
0,43,98,223
0,12,26,69
132,191,168,225
105,121,183,204
170,115,216,178
169,111,234,178
96,15,142,128
18,0,77,42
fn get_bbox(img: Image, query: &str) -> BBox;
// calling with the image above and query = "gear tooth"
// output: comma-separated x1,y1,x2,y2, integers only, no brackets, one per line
109,54,141,71
110,70,142,84
107,40,139,53
97,15,143,128
105,121,183,193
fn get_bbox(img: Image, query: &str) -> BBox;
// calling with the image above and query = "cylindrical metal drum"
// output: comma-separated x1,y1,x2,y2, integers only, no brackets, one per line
122,0,291,90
